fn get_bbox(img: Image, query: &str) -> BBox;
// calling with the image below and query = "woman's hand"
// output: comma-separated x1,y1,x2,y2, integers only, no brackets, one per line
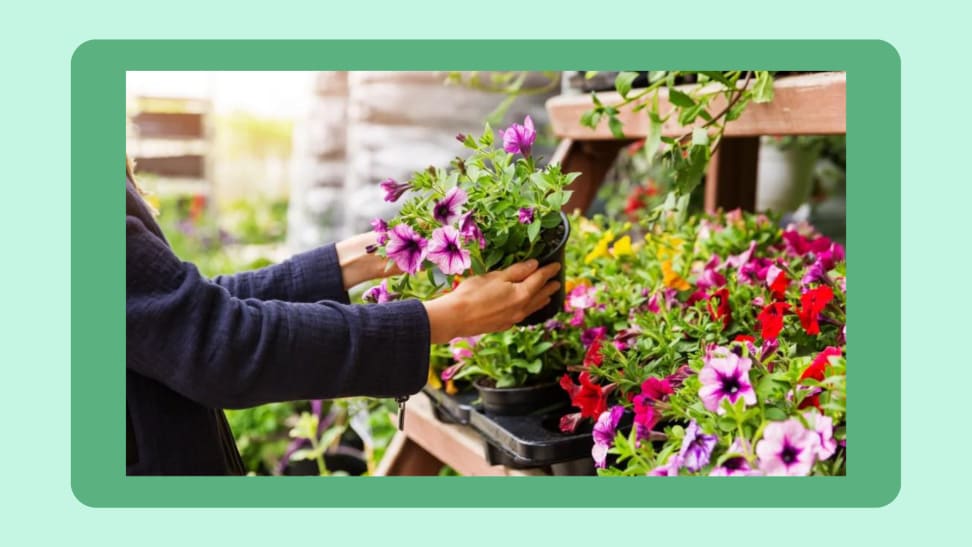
423,259,562,344
335,232,401,290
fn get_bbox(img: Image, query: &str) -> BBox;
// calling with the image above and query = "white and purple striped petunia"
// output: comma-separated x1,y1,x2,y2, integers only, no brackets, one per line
385,224,428,274
426,226,471,275
698,346,757,414
432,187,468,225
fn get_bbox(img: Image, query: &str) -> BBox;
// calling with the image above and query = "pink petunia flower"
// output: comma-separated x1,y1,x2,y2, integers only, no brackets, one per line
698,346,757,414
502,115,537,156
385,224,428,274
756,418,821,476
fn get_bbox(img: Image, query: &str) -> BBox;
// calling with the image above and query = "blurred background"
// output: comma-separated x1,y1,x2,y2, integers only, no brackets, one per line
125,70,845,475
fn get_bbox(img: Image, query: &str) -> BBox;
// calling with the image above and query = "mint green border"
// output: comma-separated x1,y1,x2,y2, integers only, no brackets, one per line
71,40,899,507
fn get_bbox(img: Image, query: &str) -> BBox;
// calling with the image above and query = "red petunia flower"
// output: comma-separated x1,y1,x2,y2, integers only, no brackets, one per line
798,346,843,409
560,372,607,419
768,269,789,301
757,302,791,340
707,287,732,330
583,335,605,367
735,334,756,344
798,285,835,335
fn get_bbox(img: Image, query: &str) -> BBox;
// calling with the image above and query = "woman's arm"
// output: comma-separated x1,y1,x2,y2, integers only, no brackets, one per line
210,233,396,303
127,215,430,408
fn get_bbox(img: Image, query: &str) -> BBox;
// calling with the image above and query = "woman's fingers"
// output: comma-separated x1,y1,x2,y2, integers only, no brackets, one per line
500,259,540,282
519,262,561,296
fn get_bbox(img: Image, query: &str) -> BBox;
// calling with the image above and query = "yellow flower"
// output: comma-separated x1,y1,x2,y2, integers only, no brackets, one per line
585,231,614,264
610,235,634,258
427,369,442,390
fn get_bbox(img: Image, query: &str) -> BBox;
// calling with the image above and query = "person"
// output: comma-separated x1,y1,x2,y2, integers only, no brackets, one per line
125,158,561,475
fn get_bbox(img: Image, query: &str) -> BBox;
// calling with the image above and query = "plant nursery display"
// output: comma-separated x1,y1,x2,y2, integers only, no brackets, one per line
421,207,846,476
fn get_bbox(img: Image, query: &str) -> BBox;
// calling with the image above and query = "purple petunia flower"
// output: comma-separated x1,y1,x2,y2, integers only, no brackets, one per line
581,326,607,348
709,438,759,476
426,226,471,275
379,178,411,203
362,280,396,304
518,207,535,224
698,346,757,414
678,420,718,472
648,455,682,476
432,187,468,225
385,224,428,274
592,405,624,468
458,212,486,250
544,318,564,331
371,217,389,245
502,115,537,156
756,418,821,476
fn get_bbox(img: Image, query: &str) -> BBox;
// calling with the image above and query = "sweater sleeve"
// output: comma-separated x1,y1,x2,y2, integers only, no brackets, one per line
211,244,351,304
126,214,430,409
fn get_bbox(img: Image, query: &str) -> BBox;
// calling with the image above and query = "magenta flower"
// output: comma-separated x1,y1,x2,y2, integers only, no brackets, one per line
458,212,485,249
385,224,428,274
427,226,471,275
592,405,624,469
502,115,537,156
756,418,821,476
646,291,662,314
380,178,411,203
612,326,641,352
432,187,468,225
371,217,389,245
517,207,535,224
698,346,757,414
678,421,718,472
362,280,396,304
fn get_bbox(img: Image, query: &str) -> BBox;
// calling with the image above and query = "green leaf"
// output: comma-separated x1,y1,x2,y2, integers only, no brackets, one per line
527,219,541,243
607,116,625,139
615,71,639,98
668,88,695,107
752,71,774,103
648,71,668,83
525,359,542,374
485,248,504,268
540,211,562,228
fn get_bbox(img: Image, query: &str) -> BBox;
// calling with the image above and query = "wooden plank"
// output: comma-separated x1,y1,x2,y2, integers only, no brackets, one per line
380,394,545,476
705,137,760,212
373,434,444,476
133,155,205,178
554,138,630,214
547,72,846,140
132,111,206,139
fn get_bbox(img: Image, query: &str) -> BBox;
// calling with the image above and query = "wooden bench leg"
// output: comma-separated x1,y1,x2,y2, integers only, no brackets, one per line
704,137,760,213
553,139,630,214
374,432,445,476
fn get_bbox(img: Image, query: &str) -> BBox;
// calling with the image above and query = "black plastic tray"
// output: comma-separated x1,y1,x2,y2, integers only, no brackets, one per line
469,408,594,466
422,386,478,425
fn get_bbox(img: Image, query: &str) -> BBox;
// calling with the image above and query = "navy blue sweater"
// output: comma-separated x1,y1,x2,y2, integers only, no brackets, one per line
126,180,430,475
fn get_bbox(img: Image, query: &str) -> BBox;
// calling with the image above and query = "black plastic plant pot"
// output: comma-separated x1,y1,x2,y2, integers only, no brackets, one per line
517,211,571,327
474,378,570,416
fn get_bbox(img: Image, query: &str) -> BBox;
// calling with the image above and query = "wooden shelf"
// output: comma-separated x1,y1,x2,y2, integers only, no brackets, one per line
375,394,546,476
547,71,846,140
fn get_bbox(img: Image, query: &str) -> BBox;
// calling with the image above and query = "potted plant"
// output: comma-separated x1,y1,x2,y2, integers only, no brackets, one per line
443,322,581,415
369,116,576,325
